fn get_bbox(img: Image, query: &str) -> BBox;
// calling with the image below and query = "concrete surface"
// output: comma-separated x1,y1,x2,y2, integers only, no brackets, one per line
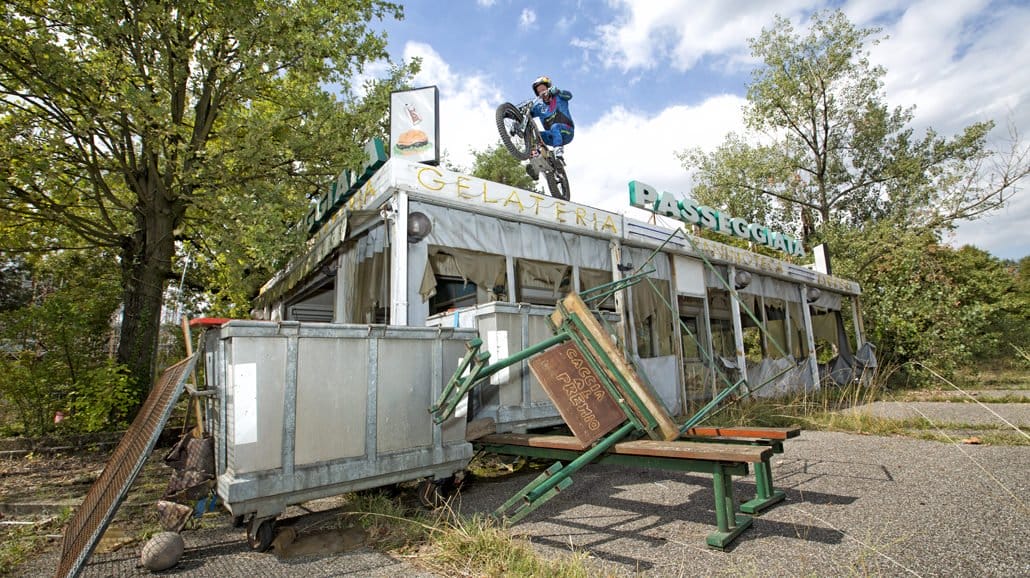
27,399,1030,577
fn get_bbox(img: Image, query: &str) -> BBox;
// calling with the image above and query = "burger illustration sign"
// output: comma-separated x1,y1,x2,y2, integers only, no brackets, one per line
390,86,439,165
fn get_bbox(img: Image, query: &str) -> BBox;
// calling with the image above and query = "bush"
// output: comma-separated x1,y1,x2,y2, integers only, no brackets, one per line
66,361,135,432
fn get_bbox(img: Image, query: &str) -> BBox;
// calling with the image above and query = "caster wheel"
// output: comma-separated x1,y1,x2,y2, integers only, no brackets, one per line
247,516,275,552
417,479,447,509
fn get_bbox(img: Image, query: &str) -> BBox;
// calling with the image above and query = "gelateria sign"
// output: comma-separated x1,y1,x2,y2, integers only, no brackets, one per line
303,138,388,236
629,181,805,258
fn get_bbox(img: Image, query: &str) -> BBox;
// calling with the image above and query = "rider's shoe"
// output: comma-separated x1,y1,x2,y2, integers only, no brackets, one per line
554,146,565,164
525,163,538,180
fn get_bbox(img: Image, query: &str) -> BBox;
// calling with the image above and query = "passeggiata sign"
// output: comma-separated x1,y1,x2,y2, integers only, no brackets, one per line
629,180,806,258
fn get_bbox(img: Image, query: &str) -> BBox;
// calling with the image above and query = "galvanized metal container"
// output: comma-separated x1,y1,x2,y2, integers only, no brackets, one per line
201,321,476,520
427,302,621,433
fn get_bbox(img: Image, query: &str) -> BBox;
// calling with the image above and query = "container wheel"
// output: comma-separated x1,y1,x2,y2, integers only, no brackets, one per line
417,478,445,508
247,516,276,552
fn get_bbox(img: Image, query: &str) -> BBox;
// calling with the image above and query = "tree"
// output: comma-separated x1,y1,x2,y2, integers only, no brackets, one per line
0,250,127,435
678,10,1029,247
0,1,415,405
453,141,539,191
675,9,1030,383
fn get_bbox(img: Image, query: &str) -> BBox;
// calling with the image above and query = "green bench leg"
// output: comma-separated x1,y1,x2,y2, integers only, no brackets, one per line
706,464,752,549
740,459,786,514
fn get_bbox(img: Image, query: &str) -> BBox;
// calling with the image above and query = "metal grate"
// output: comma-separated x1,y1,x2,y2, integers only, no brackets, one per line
55,354,199,578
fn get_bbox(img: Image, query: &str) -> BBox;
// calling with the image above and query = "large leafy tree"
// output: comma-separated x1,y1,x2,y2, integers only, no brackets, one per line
0,1,414,404
676,9,1030,381
678,10,1029,247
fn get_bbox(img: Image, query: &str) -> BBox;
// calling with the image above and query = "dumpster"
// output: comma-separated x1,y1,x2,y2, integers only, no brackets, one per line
201,320,475,547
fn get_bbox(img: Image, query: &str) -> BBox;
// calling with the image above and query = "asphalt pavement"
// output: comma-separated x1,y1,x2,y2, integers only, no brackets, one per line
31,401,1030,577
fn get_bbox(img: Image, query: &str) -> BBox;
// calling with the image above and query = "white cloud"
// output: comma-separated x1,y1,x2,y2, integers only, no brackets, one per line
580,0,817,72
476,0,496,6
399,41,748,219
403,42,504,170
577,0,1030,257
393,3,1030,258
519,9,537,31
863,0,1030,258
565,95,748,213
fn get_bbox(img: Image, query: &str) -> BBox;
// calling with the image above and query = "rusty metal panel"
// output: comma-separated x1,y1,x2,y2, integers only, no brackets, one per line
528,342,624,445
55,354,199,578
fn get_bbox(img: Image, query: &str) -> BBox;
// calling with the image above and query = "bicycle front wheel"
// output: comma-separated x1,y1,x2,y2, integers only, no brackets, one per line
495,103,532,160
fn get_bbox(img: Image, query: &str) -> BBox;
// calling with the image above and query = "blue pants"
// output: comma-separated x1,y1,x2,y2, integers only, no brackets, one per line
540,123,574,147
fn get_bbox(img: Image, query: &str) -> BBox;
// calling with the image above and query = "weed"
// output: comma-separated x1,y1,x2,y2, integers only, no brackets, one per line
330,489,597,577
0,508,70,574
421,514,592,578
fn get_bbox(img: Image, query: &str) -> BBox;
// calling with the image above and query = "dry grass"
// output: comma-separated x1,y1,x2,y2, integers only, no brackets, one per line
692,358,1028,445
327,489,597,578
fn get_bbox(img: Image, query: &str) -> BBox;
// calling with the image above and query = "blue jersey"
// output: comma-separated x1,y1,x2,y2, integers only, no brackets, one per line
530,89,574,130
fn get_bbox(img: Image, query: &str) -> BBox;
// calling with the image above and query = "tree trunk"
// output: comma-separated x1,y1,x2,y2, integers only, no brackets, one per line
116,176,181,409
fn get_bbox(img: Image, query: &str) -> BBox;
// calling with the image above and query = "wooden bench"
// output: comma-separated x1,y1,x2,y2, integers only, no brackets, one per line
477,433,773,549
679,426,800,514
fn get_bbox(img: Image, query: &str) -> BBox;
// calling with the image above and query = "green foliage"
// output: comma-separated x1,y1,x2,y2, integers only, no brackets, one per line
66,362,135,433
0,258,31,311
678,10,1026,243
827,222,1028,382
0,251,126,435
676,9,1029,383
457,141,539,191
0,0,417,400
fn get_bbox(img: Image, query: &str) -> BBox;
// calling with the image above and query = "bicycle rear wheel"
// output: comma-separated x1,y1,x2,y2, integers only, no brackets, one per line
544,159,571,201
496,103,532,160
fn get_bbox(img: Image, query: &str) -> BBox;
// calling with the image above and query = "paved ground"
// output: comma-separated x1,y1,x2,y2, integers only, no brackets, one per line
30,401,1030,577
850,399,1030,427
450,431,1028,577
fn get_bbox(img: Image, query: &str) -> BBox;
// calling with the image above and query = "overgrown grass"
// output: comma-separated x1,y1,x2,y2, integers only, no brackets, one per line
337,491,596,577
421,514,593,577
953,359,1030,391
690,359,1029,445
0,508,70,574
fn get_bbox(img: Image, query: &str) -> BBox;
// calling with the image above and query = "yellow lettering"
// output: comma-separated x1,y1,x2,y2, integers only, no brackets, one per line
528,193,546,215
456,181,478,200
456,175,470,196
554,201,569,223
504,190,526,211
574,207,587,225
416,166,445,191
480,181,500,204
601,215,618,234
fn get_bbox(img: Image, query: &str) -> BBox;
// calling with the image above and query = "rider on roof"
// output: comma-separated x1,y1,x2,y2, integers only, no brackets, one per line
529,76,573,161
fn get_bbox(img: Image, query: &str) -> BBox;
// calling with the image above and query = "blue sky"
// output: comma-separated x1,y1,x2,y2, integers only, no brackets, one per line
368,0,1030,260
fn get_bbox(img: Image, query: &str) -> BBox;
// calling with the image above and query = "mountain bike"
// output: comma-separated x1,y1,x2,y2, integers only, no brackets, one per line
495,100,571,201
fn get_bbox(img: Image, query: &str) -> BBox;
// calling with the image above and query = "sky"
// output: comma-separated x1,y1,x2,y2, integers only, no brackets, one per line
367,0,1030,260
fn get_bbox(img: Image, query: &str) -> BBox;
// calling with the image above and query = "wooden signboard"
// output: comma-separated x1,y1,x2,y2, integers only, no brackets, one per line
528,341,625,445
550,292,681,441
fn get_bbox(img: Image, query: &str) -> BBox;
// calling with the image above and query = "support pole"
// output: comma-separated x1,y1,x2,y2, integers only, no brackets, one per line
180,316,204,439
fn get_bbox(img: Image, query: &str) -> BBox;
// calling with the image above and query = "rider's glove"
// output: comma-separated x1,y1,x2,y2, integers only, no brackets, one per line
548,86,559,96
